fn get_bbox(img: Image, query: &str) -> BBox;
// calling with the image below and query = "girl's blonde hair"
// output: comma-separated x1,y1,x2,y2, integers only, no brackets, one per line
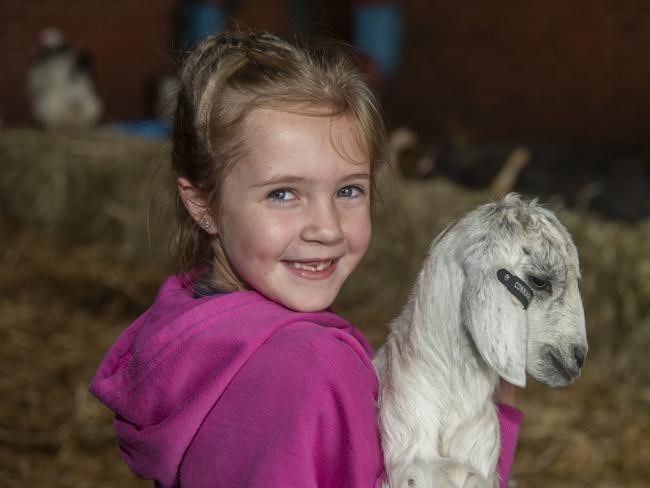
171,29,386,291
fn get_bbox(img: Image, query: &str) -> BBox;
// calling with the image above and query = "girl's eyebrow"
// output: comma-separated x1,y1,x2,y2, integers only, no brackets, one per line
344,172,372,181
252,175,313,188
252,172,370,188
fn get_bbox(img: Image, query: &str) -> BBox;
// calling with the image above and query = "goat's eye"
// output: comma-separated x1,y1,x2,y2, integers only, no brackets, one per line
528,275,552,293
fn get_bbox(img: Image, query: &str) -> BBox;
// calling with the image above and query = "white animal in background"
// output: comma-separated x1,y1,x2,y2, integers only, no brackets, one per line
375,193,587,488
27,28,104,130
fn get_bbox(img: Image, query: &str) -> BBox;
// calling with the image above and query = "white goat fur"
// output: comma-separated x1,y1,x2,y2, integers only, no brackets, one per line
375,194,588,488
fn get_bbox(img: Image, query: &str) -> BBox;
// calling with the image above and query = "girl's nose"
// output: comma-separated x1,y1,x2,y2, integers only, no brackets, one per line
301,201,344,244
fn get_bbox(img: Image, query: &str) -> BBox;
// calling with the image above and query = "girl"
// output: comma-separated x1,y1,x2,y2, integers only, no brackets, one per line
90,31,522,488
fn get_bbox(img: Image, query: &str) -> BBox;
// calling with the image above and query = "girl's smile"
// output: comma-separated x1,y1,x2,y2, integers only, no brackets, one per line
282,258,339,279
217,107,372,312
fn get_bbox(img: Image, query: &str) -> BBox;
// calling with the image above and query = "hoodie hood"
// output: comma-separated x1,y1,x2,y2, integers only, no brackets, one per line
90,275,371,487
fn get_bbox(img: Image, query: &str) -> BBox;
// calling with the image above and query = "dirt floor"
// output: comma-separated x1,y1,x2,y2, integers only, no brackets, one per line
0,130,648,487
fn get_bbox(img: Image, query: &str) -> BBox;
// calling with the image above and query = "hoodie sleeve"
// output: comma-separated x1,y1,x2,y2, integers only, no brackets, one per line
496,402,524,487
179,323,384,488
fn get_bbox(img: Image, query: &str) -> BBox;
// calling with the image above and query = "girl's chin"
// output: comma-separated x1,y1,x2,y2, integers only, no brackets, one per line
249,262,353,311
273,289,337,313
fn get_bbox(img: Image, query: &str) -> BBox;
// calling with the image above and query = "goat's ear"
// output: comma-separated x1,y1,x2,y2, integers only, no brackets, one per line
461,263,528,387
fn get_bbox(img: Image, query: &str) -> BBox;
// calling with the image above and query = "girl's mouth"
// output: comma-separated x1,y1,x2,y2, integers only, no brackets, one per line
282,259,338,279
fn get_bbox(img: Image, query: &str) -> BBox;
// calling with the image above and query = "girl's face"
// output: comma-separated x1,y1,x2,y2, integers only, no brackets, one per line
217,108,372,312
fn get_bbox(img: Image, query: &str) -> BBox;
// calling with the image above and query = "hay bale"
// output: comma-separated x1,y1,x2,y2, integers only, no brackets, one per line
0,129,174,260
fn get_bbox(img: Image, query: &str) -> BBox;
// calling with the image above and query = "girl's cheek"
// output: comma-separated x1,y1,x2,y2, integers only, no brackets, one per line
350,211,372,256
362,222,372,255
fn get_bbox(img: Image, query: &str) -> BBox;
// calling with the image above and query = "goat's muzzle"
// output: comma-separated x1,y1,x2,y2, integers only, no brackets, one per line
540,343,586,387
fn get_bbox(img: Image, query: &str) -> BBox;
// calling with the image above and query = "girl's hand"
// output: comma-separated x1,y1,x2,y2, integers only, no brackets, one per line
494,378,517,406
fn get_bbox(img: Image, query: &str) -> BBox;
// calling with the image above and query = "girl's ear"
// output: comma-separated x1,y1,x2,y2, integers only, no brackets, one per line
461,252,528,388
177,177,218,235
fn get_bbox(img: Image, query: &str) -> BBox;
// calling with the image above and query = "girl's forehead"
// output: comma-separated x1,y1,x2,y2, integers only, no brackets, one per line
245,106,350,130
239,108,370,173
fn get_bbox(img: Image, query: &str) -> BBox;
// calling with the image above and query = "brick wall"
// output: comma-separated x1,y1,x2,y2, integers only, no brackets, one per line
4,1,650,143
387,0,650,143
0,0,323,125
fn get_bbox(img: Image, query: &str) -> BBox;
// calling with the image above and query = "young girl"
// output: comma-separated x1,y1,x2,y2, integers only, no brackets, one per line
90,31,522,488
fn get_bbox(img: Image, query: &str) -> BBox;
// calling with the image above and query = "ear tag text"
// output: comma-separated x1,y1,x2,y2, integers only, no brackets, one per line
497,268,534,309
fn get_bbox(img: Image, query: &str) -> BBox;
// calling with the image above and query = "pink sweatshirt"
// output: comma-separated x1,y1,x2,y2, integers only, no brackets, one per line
90,275,522,487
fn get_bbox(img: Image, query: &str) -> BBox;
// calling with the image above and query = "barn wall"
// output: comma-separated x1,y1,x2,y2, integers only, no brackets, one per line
389,0,650,143
0,0,295,125
3,1,650,144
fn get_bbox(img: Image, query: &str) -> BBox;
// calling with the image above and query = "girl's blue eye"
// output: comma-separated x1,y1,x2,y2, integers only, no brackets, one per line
267,189,296,203
337,186,364,198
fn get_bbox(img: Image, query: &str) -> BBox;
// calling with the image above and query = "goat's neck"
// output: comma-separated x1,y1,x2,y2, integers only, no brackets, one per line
383,243,499,413
376,237,501,470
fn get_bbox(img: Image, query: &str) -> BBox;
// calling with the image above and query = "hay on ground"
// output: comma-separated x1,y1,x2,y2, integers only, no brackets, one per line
0,130,648,487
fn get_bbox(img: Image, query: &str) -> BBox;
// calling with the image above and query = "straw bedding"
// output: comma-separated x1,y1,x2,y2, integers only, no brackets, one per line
0,130,648,487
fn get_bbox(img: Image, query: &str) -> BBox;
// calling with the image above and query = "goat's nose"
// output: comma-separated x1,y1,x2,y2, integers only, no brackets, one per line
573,345,587,369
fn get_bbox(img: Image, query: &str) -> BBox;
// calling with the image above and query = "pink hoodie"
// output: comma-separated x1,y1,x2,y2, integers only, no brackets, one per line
90,275,522,487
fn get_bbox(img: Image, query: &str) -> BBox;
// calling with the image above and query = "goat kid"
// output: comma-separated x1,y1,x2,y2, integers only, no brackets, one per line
375,194,588,488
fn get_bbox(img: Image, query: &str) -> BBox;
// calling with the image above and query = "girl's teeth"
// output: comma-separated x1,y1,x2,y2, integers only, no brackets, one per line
289,260,332,271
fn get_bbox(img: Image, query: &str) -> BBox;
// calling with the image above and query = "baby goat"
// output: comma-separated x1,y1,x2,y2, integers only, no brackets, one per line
375,194,587,488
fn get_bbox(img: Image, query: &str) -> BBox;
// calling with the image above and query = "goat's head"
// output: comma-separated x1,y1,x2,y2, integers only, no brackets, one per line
455,194,587,388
